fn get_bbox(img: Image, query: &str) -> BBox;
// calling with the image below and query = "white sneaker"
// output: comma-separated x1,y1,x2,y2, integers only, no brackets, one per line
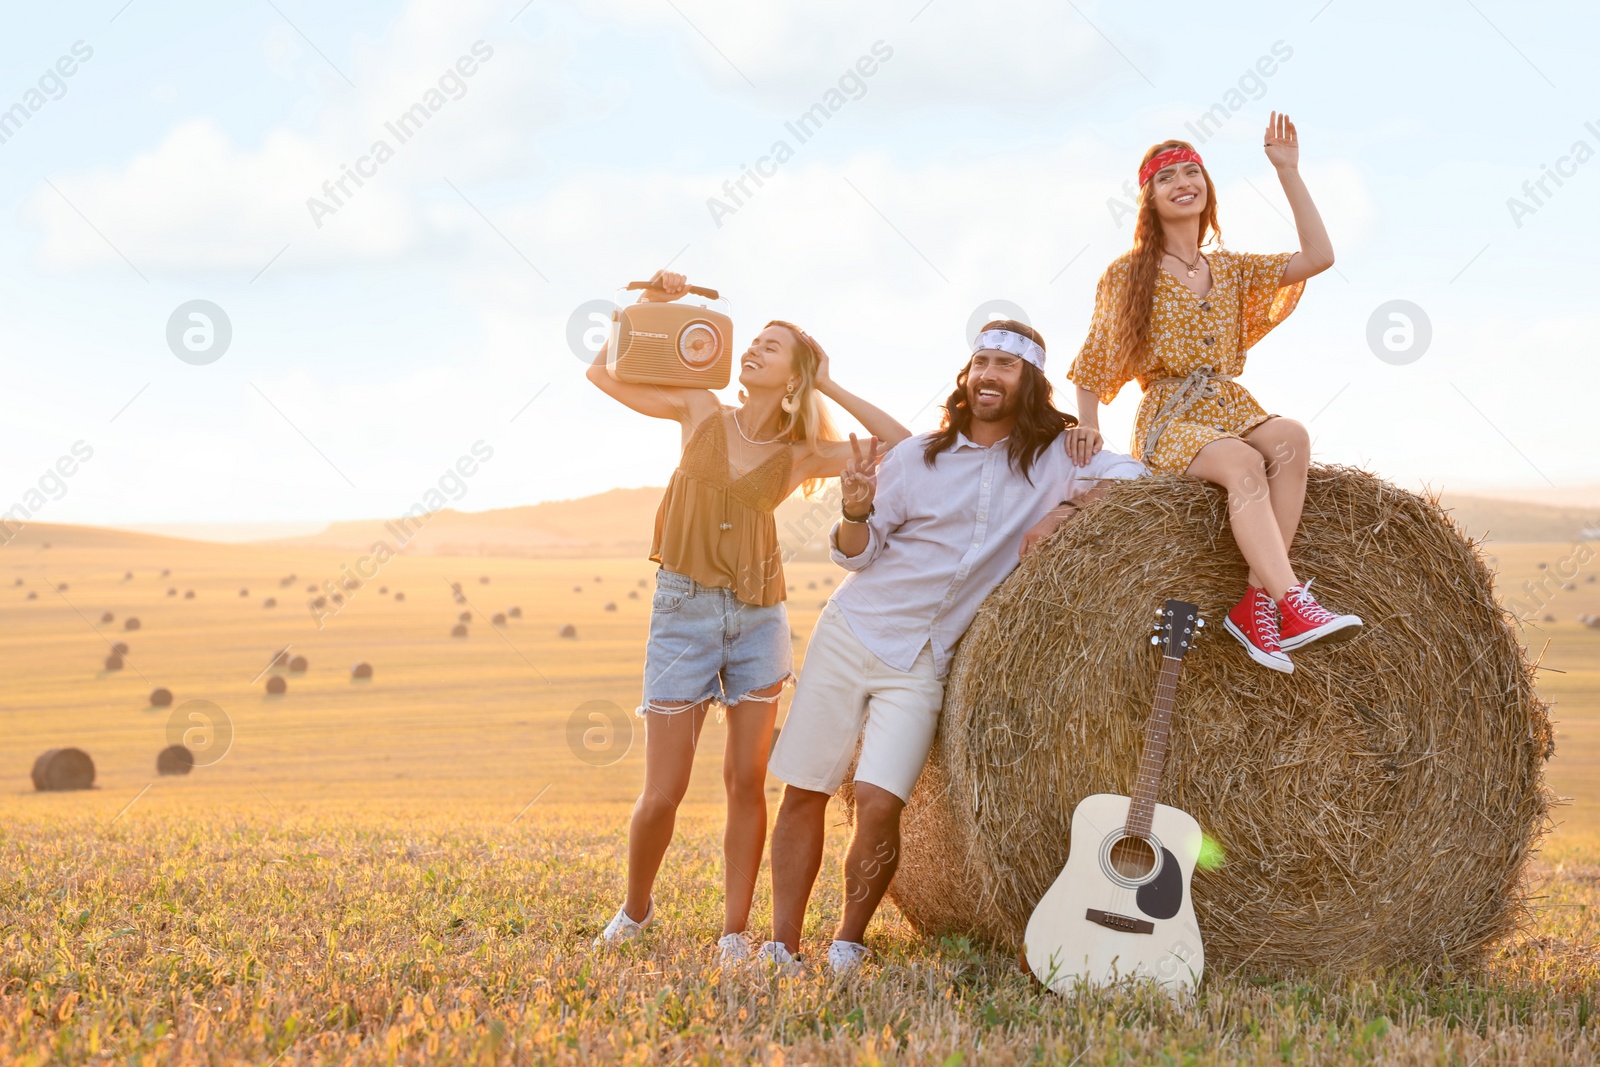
827,939,870,974
594,900,653,946
755,940,803,975
716,931,753,962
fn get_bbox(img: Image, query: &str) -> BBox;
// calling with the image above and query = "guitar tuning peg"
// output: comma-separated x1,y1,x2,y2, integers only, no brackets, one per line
1195,618,1205,628
1150,635,1162,645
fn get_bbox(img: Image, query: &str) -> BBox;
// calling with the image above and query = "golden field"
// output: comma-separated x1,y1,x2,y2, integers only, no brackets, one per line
1,522,1598,1064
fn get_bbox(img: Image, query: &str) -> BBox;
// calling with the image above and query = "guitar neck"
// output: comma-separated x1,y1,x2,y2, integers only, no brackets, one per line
1126,653,1182,839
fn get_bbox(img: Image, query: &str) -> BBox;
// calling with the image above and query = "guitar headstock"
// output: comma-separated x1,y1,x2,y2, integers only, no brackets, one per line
1150,599,1203,659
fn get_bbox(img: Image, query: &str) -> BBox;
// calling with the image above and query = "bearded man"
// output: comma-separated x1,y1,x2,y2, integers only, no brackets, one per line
759,319,1146,972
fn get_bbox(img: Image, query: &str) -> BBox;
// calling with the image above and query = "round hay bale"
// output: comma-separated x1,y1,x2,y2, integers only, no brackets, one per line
100,611,114,623
56,582,68,592
459,611,472,623
184,589,195,599
450,623,468,638
161,568,170,577
263,597,277,608
305,583,317,593
480,576,490,584
331,593,344,605
288,655,308,672
123,571,132,580
31,747,95,791
270,647,291,668
104,653,123,671
492,612,507,626
638,579,647,588
265,675,287,695
311,596,327,609
593,575,602,583
1543,613,1557,623
26,591,36,600
351,661,373,680
508,606,522,618
627,590,639,600
394,592,406,602
572,586,582,593
166,588,177,597
112,642,128,655
453,593,465,604
149,687,173,708
450,582,463,593
887,467,1552,976
378,585,388,595
344,578,360,591
156,744,194,776
124,617,141,631
559,623,577,639
239,587,249,597
604,602,617,612
12,577,21,585
1582,615,1600,631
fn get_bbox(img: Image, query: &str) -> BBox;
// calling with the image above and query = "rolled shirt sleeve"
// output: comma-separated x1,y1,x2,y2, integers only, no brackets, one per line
1059,446,1147,501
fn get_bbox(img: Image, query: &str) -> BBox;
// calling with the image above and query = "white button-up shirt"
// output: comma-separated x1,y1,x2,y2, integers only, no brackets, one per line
827,431,1145,677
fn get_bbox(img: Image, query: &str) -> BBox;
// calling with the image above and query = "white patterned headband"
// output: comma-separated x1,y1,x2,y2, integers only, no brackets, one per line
972,327,1045,370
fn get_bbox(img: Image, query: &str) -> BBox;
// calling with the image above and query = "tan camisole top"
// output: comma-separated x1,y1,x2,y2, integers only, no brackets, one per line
650,410,792,607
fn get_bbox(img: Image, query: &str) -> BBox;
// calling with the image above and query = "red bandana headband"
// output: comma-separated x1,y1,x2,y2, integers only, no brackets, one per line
1138,148,1204,188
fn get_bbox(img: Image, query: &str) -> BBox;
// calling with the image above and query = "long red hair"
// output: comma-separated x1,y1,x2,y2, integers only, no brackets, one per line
1111,140,1224,380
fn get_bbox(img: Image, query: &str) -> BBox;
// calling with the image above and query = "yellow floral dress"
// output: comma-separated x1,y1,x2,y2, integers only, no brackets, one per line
1068,248,1304,474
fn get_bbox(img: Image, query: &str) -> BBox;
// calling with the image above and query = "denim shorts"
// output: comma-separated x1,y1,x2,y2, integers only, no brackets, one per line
639,569,794,716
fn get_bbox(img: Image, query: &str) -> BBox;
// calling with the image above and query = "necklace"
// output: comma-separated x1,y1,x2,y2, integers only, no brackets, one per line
1165,247,1204,278
732,407,786,446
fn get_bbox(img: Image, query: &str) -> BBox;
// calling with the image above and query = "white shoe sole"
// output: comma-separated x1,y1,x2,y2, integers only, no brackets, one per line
1279,615,1363,652
1224,617,1294,674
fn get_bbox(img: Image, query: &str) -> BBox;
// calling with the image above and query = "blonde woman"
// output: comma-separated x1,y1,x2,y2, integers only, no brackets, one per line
1069,114,1362,674
586,270,911,959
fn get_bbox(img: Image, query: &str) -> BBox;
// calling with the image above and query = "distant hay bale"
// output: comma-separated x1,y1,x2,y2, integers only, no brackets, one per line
161,568,170,577
31,747,95,791
305,584,317,593
378,586,388,595
331,593,344,605
239,588,248,597
459,611,472,623
453,593,465,604
1582,614,1600,630
492,612,507,626
270,648,291,668
450,582,463,593
450,623,468,638
100,611,114,623
887,466,1552,976
266,675,287,695
559,624,577,639
573,586,582,593
123,571,132,580
26,591,36,600
311,596,326,609
124,617,141,631
344,578,359,591
593,575,602,583
638,579,647,588
351,661,373,680
1543,614,1557,622
508,606,522,618
112,642,128,655
12,577,21,585
104,653,123,671
149,687,173,708
167,588,177,596
263,597,277,608
480,576,490,584
288,655,308,672
156,744,194,776
604,602,617,612
184,589,195,599
394,592,406,602
56,582,68,592
627,591,639,600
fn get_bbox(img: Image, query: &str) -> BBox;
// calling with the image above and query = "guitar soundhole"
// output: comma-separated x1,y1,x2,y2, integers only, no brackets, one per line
1108,834,1158,880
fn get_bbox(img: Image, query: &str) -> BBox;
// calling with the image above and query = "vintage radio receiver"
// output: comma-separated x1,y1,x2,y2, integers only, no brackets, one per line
607,281,733,388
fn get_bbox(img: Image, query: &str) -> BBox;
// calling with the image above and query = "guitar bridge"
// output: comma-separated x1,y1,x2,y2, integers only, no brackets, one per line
1085,908,1154,935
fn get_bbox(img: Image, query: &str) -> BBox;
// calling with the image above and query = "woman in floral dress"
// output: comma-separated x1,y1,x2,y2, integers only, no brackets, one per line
1067,113,1361,674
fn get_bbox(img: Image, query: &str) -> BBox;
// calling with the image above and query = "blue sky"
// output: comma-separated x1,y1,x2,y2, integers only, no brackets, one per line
2,0,1595,526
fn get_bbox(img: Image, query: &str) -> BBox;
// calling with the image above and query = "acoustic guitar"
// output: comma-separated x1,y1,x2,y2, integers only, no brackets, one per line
1023,598,1207,996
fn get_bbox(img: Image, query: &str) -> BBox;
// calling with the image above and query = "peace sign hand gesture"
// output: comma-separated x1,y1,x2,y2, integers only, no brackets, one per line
841,433,881,518
1263,110,1298,170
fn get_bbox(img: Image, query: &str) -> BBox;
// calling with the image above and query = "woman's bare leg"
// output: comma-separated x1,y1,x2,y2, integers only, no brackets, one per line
624,701,710,922
1243,417,1311,556
1186,438,1298,598
721,683,782,935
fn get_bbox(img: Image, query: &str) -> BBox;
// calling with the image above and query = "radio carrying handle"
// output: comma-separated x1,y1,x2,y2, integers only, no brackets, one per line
625,280,721,301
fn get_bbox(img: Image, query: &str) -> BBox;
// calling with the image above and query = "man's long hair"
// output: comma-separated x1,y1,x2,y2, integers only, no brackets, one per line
922,320,1077,482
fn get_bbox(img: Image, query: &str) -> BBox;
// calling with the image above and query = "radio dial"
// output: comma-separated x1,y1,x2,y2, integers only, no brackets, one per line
678,322,720,369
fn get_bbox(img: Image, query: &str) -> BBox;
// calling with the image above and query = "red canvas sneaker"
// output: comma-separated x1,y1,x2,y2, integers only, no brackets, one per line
1277,580,1363,651
1224,586,1293,674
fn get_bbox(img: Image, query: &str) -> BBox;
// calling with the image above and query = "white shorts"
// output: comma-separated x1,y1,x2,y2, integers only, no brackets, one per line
769,601,945,803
